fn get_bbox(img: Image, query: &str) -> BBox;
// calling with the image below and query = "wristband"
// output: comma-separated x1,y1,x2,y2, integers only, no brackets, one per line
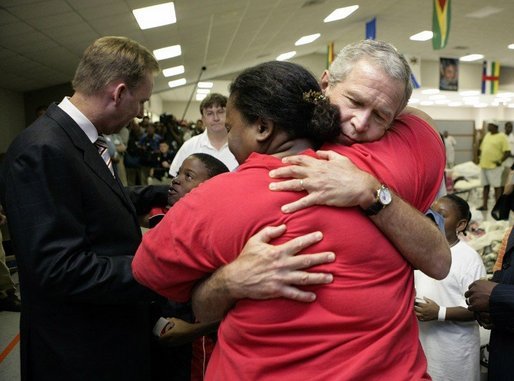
438,306,446,321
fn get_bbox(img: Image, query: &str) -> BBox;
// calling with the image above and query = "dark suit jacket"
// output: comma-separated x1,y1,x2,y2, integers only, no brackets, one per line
0,104,165,381
489,228,514,380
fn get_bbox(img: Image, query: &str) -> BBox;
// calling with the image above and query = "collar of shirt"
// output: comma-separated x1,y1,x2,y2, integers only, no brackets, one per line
199,130,228,150
58,97,98,144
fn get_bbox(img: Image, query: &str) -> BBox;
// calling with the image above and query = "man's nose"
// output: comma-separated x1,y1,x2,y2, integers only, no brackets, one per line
352,109,371,132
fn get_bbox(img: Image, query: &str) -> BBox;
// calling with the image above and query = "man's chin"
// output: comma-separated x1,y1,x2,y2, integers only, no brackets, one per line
337,134,357,146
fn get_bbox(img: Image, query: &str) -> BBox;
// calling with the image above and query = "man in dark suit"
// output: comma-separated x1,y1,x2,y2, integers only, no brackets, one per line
466,224,514,381
0,36,164,380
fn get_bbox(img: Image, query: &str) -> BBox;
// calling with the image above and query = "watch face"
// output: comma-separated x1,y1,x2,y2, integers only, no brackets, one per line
379,187,392,204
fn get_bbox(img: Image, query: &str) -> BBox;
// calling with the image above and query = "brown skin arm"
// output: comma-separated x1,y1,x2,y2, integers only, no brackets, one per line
415,297,475,322
159,318,218,347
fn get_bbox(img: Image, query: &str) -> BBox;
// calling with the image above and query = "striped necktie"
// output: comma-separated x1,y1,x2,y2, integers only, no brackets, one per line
94,135,115,176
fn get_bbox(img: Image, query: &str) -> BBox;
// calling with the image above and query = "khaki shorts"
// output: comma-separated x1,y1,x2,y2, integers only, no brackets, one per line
481,166,504,187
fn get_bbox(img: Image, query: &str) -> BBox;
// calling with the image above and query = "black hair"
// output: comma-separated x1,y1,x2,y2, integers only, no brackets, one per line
199,93,227,115
190,153,229,178
229,61,340,148
442,194,472,232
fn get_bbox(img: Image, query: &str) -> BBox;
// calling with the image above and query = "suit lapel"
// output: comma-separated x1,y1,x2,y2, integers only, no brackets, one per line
46,104,137,215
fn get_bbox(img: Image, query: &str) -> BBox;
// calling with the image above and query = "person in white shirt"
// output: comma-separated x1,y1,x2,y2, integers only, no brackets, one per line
443,130,457,168
415,194,486,381
169,93,238,176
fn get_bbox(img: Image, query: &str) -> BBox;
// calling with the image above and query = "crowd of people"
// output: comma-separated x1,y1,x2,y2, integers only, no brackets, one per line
0,34,513,381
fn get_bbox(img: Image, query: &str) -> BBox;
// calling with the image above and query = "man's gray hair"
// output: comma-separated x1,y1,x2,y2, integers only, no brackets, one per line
327,40,413,115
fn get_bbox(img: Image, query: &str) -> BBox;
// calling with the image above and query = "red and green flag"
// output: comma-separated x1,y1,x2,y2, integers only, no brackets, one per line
482,61,500,94
432,0,451,50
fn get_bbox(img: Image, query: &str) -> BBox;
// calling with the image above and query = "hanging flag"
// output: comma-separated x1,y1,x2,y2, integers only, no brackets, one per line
432,0,451,50
405,55,422,89
482,61,500,94
365,17,376,40
327,42,334,69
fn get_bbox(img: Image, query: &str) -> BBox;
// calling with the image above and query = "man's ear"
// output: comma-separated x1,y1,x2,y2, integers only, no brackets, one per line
112,83,127,105
320,70,331,94
255,118,274,142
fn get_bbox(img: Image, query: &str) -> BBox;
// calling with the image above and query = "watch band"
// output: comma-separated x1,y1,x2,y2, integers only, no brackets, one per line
363,185,392,216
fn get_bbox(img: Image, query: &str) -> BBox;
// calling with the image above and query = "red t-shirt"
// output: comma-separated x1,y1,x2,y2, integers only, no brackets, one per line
133,114,444,380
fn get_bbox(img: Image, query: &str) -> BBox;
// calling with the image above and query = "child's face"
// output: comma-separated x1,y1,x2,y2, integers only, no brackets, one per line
167,156,211,206
432,198,458,242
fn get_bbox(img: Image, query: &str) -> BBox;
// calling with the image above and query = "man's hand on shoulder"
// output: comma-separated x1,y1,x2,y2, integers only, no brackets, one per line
269,151,379,213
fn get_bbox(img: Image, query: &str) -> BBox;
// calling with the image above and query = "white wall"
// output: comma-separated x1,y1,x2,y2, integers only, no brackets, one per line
0,88,25,153
162,100,203,122
415,105,514,130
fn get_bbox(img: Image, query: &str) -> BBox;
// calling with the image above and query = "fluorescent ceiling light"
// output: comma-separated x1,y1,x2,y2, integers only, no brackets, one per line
196,89,210,94
409,31,433,41
421,89,440,95
420,101,434,106
429,94,446,100
162,65,184,77
276,51,296,61
168,78,186,88
459,90,481,96
465,6,501,19
474,103,488,108
154,45,182,60
324,5,359,22
133,2,176,30
509,44,514,50
295,33,321,46
497,92,514,98
196,93,207,101
448,102,463,107
408,98,420,104
459,54,484,62
198,82,213,89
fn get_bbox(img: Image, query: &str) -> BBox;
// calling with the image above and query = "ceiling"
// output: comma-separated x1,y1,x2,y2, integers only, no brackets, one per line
1,0,513,103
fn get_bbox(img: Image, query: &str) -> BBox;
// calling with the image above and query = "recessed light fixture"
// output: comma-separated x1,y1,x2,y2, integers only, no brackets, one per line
133,2,176,30
409,31,433,41
421,89,440,95
463,97,480,104
473,103,488,108
196,89,210,94
197,82,213,89
509,44,514,50
448,102,463,107
420,101,434,106
196,93,208,101
459,54,484,62
324,5,359,22
459,90,481,96
154,45,182,60
162,65,185,77
168,78,186,88
295,33,321,46
429,94,446,100
276,51,296,61
408,98,420,104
